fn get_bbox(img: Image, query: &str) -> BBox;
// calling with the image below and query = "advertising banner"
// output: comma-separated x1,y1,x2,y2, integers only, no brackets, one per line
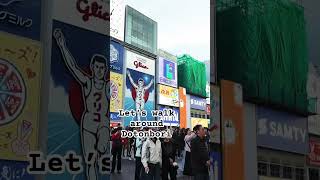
48,20,109,180
157,84,179,107
125,50,155,75
110,41,124,74
53,0,109,35
190,95,206,111
308,115,320,136
158,106,179,126
0,32,42,161
191,118,209,128
110,72,123,112
257,107,308,154
0,0,41,40
157,57,177,87
210,85,220,144
110,112,121,121
0,160,34,180
221,80,245,180
110,0,125,41
124,68,155,126
206,105,210,115
179,87,187,128
308,138,320,166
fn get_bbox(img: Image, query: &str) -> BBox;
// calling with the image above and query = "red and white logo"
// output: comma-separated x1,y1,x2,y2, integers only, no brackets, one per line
76,0,111,22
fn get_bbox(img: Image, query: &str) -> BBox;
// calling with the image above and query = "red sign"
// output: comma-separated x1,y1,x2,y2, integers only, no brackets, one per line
111,122,121,128
134,61,148,69
206,104,210,115
309,139,320,166
76,0,111,22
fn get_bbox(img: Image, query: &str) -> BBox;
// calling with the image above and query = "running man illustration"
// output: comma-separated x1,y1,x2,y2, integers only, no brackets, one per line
53,29,110,180
127,71,153,121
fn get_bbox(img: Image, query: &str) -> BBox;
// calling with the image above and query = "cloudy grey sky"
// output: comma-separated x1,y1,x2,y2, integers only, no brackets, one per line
125,0,210,61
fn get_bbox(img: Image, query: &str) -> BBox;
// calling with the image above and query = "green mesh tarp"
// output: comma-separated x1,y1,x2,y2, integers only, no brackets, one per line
178,55,207,97
217,0,309,113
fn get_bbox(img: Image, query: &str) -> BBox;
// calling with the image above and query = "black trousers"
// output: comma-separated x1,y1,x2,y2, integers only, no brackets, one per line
142,163,160,180
162,160,177,180
193,173,209,180
111,146,122,171
135,157,143,180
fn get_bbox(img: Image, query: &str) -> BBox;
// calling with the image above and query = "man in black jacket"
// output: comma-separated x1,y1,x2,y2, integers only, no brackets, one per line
191,125,210,180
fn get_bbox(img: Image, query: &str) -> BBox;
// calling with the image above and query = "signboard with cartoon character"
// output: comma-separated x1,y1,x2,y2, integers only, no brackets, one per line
0,32,42,161
48,20,109,180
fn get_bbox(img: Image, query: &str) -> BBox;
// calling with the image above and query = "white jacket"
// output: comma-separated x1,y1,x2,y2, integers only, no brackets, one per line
141,138,162,168
184,132,196,152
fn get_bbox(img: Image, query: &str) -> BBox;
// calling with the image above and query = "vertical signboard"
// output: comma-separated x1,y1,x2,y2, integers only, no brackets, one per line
210,85,220,144
221,80,245,180
110,0,125,41
110,72,123,112
179,87,187,128
0,32,42,161
0,0,42,40
157,57,178,87
308,138,320,166
110,40,124,74
48,20,109,180
124,50,155,126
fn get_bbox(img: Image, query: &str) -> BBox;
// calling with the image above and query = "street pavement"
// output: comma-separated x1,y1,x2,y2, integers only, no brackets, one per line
111,156,190,180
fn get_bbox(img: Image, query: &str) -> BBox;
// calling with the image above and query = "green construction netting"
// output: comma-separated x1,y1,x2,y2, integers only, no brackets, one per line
217,0,309,113
178,54,207,97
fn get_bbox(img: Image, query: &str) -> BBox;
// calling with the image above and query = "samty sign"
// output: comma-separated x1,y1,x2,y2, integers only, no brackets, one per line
257,107,308,154
190,95,206,111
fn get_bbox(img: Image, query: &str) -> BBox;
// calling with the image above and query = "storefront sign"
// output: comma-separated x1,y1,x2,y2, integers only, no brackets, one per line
158,84,179,107
0,160,34,180
0,0,41,40
110,41,124,74
157,57,177,87
179,87,187,128
257,107,308,154
308,115,320,136
53,0,109,35
158,106,179,126
190,96,206,110
126,50,155,75
191,118,209,128
110,0,125,41
308,138,320,166
0,32,42,161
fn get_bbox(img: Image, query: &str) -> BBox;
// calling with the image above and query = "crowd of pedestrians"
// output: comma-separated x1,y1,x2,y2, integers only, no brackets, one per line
110,124,213,180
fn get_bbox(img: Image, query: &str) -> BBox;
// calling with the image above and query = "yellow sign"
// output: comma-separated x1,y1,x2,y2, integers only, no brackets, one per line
191,118,209,128
0,32,42,161
110,72,123,112
158,84,179,107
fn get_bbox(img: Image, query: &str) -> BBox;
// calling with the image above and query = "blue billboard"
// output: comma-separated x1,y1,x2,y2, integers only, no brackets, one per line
257,107,308,154
0,0,41,40
158,105,179,126
0,160,34,180
110,41,124,74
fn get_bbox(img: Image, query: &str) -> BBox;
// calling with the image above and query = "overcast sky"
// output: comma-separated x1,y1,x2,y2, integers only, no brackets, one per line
125,0,210,61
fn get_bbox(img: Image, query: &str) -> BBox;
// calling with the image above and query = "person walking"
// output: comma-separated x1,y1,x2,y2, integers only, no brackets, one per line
134,134,145,180
141,137,162,180
111,127,123,173
183,128,196,179
161,136,178,180
191,125,210,180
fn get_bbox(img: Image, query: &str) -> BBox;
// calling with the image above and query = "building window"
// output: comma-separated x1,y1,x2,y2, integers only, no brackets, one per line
295,168,305,180
283,166,292,179
309,168,319,180
258,162,268,176
270,164,280,177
